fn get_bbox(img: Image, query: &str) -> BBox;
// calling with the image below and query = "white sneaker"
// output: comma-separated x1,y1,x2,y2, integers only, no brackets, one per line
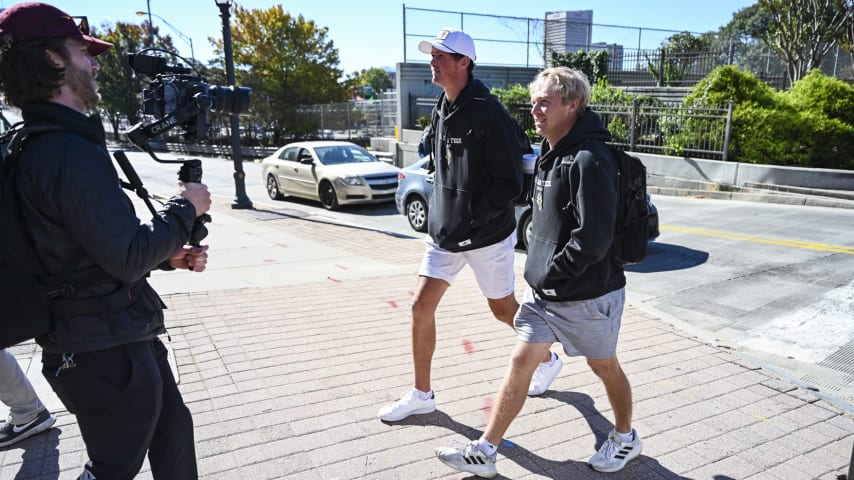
588,429,643,473
377,388,436,421
528,352,563,396
435,440,497,478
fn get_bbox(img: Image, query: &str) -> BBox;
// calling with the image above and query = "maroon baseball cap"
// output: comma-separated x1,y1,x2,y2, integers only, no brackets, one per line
0,2,112,57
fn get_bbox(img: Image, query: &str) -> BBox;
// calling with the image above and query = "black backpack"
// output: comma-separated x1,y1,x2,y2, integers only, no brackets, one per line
0,123,66,347
609,146,650,266
559,143,650,266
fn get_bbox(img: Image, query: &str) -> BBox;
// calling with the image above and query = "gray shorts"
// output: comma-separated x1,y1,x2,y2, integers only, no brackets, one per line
514,287,625,359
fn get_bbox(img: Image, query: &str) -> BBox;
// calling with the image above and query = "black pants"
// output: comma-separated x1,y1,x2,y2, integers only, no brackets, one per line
43,339,197,480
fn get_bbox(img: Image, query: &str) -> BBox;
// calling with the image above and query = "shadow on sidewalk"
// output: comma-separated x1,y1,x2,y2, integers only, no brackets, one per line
391,390,689,479
245,207,420,239
626,242,709,273
3,425,61,480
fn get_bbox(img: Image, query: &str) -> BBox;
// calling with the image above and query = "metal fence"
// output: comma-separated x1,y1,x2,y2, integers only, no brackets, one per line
167,92,400,148
409,96,733,160
591,101,733,160
402,5,852,89
294,92,398,141
507,100,734,160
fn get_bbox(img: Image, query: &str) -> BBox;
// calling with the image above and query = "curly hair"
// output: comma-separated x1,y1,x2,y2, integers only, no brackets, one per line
0,37,69,108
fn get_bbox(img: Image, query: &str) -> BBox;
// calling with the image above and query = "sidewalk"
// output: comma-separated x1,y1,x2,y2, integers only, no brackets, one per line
1,196,852,479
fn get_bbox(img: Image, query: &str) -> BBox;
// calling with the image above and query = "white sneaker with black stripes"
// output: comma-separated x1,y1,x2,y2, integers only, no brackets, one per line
588,428,643,472
435,439,497,478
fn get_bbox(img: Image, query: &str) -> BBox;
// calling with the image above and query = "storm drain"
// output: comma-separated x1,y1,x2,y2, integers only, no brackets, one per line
738,346,854,410
818,340,854,376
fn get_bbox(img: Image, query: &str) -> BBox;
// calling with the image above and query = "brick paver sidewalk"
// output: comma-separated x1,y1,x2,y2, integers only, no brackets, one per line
1,201,852,479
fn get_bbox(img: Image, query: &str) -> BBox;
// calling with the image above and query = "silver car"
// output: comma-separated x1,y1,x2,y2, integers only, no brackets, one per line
262,141,399,210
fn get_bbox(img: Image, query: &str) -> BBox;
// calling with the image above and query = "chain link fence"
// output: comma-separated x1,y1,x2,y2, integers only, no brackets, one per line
402,6,852,89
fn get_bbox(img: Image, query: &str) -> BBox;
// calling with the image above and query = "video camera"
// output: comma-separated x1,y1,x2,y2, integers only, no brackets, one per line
126,50,251,142
115,50,252,248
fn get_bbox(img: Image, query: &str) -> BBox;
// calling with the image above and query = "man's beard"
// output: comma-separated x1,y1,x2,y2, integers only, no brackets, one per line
65,62,101,111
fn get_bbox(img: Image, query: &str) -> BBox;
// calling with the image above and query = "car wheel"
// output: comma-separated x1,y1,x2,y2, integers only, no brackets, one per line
517,210,533,250
406,195,428,232
266,174,284,200
319,181,339,210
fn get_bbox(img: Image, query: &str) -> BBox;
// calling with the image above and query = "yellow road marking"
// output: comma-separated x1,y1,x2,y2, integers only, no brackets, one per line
660,225,854,255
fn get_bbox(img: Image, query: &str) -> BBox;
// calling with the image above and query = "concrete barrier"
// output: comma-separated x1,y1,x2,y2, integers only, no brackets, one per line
635,152,854,192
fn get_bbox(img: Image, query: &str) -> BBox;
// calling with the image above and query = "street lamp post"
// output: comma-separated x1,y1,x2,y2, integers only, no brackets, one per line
134,11,195,61
215,0,252,209
145,0,154,45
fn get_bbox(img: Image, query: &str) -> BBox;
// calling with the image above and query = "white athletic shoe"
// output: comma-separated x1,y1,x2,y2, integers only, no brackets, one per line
528,352,563,396
588,428,643,473
377,388,436,421
435,440,497,478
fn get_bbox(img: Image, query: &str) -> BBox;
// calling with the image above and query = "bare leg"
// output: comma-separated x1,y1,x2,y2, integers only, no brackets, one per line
482,341,553,445
588,356,633,433
487,295,551,363
412,276,449,393
486,294,517,328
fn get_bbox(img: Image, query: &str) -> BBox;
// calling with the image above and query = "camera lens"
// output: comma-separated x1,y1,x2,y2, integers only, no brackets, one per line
208,85,251,115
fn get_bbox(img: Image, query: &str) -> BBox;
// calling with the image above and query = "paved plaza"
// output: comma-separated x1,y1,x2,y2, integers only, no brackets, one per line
1,197,852,479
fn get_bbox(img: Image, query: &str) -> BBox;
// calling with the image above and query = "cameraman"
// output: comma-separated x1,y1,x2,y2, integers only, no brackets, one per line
0,3,210,479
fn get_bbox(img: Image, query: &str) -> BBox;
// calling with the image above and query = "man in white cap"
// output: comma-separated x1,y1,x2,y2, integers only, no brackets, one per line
377,27,562,423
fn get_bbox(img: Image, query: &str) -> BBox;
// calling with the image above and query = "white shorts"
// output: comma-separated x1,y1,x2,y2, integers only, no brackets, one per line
418,233,516,299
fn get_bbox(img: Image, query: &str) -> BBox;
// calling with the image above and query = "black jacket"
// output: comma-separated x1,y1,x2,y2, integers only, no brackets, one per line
524,108,625,301
427,76,522,252
16,102,197,353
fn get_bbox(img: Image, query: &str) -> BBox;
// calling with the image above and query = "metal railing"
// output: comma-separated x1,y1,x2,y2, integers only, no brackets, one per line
508,99,734,160
409,96,734,160
402,5,850,89
295,92,398,141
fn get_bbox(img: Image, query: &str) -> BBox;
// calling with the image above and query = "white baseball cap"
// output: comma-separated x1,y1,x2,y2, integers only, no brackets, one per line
418,27,476,61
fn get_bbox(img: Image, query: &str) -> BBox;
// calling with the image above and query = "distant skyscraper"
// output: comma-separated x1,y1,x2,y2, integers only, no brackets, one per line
544,10,593,56
590,42,625,71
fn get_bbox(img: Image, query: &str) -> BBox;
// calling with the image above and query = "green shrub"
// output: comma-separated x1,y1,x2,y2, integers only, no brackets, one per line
591,79,633,104
784,69,854,126
798,111,854,169
491,84,531,109
731,105,807,166
684,65,777,109
416,114,431,129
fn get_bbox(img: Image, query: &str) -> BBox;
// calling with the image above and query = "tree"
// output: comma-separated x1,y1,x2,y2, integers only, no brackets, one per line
351,67,393,99
758,0,854,83
223,4,346,141
548,49,610,84
647,31,715,86
95,22,177,141
714,4,787,85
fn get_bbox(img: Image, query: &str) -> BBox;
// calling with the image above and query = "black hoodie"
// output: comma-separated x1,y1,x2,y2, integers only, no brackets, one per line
427,76,523,252
17,102,197,353
524,108,626,301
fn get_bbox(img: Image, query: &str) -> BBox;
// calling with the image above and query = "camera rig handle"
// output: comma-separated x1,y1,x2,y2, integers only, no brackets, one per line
119,94,215,248
113,151,210,249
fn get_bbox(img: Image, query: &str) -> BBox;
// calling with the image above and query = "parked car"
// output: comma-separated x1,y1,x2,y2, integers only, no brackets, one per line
395,155,660,251
262,141,399,210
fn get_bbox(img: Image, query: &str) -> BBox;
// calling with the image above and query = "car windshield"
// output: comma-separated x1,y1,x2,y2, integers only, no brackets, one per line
314,145,377,165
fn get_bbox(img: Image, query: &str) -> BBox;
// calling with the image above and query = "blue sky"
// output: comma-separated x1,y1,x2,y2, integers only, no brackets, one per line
2,0,756,73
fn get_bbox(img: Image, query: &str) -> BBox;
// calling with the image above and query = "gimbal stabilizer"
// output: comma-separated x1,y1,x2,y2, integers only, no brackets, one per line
113,95,212,248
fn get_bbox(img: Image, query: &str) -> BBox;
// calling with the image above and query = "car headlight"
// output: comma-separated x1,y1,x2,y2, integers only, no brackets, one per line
339,176,365,186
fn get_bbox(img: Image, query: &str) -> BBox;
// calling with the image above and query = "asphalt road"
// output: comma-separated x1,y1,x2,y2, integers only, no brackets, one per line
120,149,854,413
